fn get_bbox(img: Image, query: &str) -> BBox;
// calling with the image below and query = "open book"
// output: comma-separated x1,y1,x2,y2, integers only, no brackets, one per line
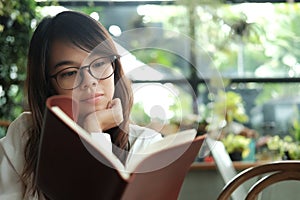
36,95,206,200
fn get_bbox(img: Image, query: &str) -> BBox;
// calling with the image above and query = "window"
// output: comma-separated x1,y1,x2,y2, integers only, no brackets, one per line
37,1,300,136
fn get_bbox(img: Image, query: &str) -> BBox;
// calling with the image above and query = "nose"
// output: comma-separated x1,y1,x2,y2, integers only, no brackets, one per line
79,69,97,90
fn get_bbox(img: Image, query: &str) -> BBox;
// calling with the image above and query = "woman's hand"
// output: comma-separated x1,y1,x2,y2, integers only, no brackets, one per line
82,98,124,133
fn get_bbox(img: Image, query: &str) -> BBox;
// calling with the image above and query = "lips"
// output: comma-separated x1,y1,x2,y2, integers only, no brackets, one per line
80,93,104,104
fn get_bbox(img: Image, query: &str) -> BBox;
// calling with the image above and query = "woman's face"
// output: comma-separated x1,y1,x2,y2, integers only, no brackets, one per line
48,40,115,117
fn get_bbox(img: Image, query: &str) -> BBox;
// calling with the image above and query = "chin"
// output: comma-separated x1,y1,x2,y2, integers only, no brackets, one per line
79,105,106,116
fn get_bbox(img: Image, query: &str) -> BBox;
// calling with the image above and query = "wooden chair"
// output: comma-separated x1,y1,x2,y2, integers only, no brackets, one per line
217,160,300,200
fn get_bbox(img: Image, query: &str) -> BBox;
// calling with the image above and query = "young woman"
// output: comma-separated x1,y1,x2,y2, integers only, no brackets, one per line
0,11,162,199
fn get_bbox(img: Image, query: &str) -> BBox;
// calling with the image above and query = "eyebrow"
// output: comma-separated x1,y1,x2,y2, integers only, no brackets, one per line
53,60,80,69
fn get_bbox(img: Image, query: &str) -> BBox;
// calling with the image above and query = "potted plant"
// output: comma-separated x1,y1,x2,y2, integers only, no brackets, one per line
221,133,251,161
213,90,249,124
206,90,251,139
267,134,300,160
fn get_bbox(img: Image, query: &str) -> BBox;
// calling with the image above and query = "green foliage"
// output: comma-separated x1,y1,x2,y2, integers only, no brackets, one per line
267,135,300,160
166,3,300,80
0,127,5,138
292,120,300,142
214,90,249,123
130,102,151,125
267,135,283,151
286,142,300,160
0,0,39,125
133,49,175,69
131,46,191,78
221,133,250,156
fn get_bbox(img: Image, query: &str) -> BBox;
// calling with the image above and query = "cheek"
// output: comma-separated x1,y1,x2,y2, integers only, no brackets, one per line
54,86,73,97
102,77,115,100
50,79,65,95
49,80,60,95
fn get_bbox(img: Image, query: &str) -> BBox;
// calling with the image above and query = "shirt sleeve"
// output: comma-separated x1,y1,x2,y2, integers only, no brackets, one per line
125,124,164,167
0,113,30,199
90,132,112,153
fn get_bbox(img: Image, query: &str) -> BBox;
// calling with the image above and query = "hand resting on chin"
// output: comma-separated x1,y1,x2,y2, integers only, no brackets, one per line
81,98,124,133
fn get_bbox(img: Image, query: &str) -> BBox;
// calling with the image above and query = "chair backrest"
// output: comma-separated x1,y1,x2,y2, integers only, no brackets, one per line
217,160,300,200
206,137,247,200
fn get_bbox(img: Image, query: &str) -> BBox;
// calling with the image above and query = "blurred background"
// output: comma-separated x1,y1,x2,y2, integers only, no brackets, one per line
2,0,300,161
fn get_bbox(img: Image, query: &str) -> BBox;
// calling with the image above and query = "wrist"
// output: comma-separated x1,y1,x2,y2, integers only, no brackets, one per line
83,119,103,133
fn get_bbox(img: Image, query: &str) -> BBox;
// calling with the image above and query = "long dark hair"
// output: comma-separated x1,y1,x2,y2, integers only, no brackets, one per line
23,11,133,197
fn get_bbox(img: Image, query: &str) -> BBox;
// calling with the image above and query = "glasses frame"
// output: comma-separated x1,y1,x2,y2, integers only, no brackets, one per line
50,55,119,90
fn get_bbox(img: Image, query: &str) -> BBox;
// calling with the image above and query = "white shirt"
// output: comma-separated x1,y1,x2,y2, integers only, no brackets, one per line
0,112,163,200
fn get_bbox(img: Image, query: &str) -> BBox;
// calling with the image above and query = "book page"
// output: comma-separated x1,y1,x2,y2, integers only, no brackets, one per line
125,129,197,173
51,106,197,178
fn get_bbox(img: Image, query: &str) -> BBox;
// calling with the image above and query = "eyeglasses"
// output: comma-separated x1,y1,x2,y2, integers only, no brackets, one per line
50,55,118,90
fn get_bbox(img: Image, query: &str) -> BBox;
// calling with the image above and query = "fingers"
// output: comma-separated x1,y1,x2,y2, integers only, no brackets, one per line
107,98,121,109
83,98,124,133
108,98,123,126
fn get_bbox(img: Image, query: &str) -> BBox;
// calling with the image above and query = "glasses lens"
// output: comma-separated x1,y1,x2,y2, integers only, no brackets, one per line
54,56,117,90
90,57,115,80
56,67,81,90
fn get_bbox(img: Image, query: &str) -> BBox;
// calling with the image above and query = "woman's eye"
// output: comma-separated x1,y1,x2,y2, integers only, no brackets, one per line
59,69,78,79
93,61,106,68
92,57,112,69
